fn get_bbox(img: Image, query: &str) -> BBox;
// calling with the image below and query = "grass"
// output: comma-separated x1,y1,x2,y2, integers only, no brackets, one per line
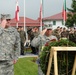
14,57,38,75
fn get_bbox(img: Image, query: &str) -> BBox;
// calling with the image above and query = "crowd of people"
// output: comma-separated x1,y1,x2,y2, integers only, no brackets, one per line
52,26,76,43
17,24,76,75
17,24,76,56
0,14,76,75
29,25,76,75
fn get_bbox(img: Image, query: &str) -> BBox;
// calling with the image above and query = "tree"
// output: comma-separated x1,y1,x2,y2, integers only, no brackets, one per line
66,0,76,27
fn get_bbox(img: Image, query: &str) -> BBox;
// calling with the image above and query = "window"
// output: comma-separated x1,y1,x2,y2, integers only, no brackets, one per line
53,21,56,25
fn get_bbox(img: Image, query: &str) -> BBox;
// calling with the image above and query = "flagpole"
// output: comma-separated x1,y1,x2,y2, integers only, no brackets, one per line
64,0,65,26
42,0,44,18
40,0,42,32
64,0,66,26
24,0,25,31
16,22,18,28
17,0,19,28
24,0,28,40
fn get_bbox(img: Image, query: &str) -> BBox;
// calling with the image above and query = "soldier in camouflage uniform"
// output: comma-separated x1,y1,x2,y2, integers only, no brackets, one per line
27,27,39,54
19,26,26,55
61,27,69,39
31,25,58,75
0,14,20,75
52,26,61,40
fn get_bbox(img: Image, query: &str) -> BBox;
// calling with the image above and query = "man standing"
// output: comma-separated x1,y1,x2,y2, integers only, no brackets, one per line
19,26,26,55
0,14,20,75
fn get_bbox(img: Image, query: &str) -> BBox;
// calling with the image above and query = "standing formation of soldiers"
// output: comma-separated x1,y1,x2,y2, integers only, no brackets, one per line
53,26,76,43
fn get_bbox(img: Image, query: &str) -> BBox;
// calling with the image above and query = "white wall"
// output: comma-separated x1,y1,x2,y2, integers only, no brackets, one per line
43,20,67,30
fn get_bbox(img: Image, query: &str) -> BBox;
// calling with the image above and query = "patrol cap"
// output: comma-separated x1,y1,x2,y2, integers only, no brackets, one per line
1,14,11,20
43,24,52,30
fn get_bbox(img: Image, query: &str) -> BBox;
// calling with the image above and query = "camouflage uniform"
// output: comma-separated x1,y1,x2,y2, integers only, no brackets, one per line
31,34,57,75
31,34,57,53
19,30,26,55
61,31,69,39
0,26,20,75
52,29,61,40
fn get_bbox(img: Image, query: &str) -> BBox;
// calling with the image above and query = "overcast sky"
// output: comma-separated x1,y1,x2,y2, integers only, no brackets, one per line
0,0,72,19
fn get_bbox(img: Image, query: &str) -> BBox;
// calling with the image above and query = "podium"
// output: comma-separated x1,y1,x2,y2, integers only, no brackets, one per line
46,47,76,75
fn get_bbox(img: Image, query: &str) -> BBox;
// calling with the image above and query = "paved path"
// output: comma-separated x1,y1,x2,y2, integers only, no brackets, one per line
19,52,38,58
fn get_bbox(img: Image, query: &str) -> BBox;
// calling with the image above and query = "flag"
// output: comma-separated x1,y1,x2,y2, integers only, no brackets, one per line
40,0,42,31
62,0,66,21
15,0,19,22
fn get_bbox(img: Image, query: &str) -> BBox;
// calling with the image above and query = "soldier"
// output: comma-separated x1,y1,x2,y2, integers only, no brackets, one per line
19,26,26,55
31,24,58,75
69,27,76,43
0,14,20,75
27,27,39,54
61,27,69,39
52,26,61,40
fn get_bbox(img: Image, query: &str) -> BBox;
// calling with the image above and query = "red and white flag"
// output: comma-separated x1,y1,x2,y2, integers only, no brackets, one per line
15,0,19,22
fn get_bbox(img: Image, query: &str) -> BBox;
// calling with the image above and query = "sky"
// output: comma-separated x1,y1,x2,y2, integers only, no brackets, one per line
0,0,72,20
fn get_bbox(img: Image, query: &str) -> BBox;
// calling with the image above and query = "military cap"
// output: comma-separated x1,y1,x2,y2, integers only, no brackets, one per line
43,24,52,30
1,14,11,20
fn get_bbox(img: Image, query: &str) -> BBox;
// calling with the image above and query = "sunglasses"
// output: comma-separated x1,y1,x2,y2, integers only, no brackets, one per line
6,19,11,21
47,29,52,30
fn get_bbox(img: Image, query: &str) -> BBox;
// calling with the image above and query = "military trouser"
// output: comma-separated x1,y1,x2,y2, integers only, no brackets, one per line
36,58,44,75
38,65,44,75
21,42,24,55
0,60,14,75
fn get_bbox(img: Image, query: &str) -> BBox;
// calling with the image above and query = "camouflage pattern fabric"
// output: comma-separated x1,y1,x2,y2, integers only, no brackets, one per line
38,65,44,75
0,26,20,61
31,34,58,75
0,26,20,75
0,60,14,75
19,30,26,43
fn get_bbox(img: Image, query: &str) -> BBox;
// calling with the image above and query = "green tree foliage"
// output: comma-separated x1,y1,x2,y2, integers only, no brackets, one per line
66,0,76,27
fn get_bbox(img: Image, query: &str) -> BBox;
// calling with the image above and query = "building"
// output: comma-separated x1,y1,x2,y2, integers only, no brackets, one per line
10,12,67,30
10,17,40,27
43,12,67,29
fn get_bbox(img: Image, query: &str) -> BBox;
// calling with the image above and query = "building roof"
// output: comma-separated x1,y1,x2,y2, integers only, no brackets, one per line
43,12,67,20
10,17,41,27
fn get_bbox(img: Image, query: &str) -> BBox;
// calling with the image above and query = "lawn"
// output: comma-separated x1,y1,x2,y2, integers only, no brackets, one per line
14,57,38,75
